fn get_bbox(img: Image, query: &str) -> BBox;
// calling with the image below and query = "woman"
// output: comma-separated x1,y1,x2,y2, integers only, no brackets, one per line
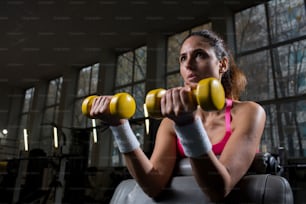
89,30,266,202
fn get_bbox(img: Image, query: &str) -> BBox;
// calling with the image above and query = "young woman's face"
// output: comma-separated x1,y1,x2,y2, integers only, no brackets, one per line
179,35,223,86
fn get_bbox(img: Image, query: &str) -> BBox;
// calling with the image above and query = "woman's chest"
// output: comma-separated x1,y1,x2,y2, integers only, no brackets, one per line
204,114,228,144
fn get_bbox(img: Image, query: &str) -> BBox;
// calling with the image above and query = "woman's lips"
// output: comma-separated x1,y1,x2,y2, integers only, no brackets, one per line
187,74,198,82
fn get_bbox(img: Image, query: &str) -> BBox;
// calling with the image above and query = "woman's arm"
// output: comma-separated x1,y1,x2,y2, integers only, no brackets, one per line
190,101,266,201
90,96,178,198
122,118,177,197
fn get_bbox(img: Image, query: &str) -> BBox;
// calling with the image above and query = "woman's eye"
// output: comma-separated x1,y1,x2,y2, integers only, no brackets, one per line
196,52,204,58
179,56,186,62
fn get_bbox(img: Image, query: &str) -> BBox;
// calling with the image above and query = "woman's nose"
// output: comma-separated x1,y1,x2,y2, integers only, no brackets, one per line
185,57,196,70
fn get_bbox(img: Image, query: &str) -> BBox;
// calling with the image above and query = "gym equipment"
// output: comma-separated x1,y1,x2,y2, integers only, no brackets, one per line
81,93,136,119
145,77,225,118
110,153,294,204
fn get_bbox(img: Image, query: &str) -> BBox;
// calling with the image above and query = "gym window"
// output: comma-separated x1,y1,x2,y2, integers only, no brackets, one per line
73,63,100,129
40,77,63,154
235,0,306,157
19,88,35,153
112,46,147,166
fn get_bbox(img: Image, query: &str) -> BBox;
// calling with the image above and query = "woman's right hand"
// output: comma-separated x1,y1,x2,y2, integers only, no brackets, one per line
160,86,198,126
89,95,125,126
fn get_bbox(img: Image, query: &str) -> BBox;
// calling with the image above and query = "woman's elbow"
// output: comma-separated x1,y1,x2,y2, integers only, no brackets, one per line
138,181,165,198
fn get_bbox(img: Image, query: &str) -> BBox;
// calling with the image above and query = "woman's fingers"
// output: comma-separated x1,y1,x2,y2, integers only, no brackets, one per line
161,87,196,117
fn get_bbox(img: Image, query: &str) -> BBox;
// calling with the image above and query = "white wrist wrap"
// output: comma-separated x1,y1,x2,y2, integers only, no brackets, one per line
174,117,212,158
110,121,140,153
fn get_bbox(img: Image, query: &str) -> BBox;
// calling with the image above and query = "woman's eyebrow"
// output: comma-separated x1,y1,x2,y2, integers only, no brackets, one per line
181,48,205,54
179,48,209,58
193,48,206,53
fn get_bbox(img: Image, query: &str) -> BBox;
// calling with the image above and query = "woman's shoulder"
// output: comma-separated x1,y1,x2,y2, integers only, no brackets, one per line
230,100,266,141
231,100,266,118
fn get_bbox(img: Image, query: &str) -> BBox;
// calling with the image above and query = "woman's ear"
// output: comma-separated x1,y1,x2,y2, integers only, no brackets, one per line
219,57,229,74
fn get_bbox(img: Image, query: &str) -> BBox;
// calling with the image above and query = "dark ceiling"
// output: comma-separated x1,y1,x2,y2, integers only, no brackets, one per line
0,0,267,90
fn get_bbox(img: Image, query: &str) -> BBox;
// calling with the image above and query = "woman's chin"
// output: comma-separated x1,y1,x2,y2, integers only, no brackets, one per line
185,81,198,86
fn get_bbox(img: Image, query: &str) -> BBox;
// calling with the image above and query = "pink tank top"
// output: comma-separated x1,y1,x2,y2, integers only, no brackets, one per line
176,99,233,157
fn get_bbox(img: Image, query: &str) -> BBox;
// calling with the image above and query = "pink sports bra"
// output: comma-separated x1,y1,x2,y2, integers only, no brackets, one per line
176,99,233,157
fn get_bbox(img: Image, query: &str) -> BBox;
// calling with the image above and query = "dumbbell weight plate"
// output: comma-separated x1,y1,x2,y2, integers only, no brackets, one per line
145,88,166,118
109,93,136,119
81,95,99,117
195,78,225,111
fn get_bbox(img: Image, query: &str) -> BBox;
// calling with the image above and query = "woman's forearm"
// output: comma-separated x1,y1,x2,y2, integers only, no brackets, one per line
190,152,232,201
122,149,170,198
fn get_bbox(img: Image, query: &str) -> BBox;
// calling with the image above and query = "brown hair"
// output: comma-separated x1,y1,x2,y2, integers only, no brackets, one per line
182,30,247,100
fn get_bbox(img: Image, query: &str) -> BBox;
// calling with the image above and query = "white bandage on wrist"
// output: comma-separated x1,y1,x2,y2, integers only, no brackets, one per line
174,117,212,158
110,121,140,153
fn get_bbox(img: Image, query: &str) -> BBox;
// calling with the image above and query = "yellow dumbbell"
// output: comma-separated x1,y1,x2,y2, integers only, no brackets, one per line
81,93,136,119
145,77,225,118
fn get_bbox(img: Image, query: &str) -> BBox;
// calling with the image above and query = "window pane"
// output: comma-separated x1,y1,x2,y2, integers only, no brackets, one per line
57,78,62,104
268,0,306,43
77,66,91,97
39,105,55,153
22,88,35,113
73,99,88,128
279,101,306,157
238,50,274,101
47,80,57,106
167,31,189,72
261,104,280,153
47,77,63,106
19,114,28,131
262,101,306,157
167,72,183,88
90,63,99,94
132,123,145,147
134,46,147,81
133,83,145,118
273,39,306,97
235,4,268,52
116,52,133,86
19,114,28,150
115,86,132,94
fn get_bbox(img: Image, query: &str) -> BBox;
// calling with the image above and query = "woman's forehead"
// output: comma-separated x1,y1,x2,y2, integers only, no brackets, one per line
180,36,213,53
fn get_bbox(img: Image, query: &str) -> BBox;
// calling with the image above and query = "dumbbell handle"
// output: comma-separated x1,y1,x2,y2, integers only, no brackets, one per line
145,77,225,118
81,93,136,119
